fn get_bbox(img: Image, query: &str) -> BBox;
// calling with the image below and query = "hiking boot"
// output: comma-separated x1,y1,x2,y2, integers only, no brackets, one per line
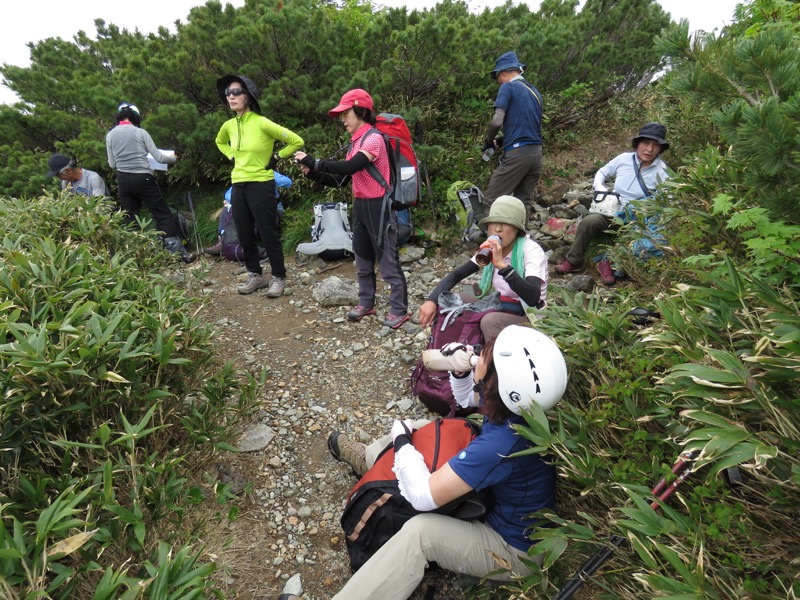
163,236,196,264
347,305,376,322
328,431,367,477
597,259,617,285
382,313,409,330
203,239,223,255
265,277,285,298
237,272,268,295
555,259,582,274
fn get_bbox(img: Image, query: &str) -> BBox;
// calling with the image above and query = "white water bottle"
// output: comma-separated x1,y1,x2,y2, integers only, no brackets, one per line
482,147,495,162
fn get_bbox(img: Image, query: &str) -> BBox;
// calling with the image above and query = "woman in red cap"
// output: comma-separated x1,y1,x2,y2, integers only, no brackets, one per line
295,89,409,329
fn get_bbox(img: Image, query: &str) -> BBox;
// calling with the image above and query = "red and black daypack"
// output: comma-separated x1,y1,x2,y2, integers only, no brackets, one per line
410,306,491,416
340,418,492,572
362,113,421,209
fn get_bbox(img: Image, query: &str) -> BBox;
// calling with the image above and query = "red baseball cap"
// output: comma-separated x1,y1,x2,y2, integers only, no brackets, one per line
327,89,374,118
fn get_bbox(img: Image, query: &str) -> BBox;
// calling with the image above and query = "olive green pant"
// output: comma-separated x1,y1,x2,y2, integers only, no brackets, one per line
566,212,618,266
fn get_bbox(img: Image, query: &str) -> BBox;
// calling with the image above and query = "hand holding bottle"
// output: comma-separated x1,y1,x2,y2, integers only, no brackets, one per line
475,235,502,266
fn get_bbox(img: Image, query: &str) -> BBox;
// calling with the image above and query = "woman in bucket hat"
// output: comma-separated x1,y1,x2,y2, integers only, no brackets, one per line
215,74,304,298
417,195,548,342
294,89,409,329
554,122,671,285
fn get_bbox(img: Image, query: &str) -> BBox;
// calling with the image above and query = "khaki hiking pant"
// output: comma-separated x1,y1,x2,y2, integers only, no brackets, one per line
332,513,533,600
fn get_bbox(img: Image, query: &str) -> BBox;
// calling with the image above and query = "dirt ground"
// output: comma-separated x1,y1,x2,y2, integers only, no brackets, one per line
191,256,483,600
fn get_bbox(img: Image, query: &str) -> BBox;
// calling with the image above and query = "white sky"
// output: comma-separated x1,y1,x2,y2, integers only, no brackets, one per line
0,0,741,105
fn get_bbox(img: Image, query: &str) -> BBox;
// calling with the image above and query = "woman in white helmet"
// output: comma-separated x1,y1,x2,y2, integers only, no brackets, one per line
309,325,568,600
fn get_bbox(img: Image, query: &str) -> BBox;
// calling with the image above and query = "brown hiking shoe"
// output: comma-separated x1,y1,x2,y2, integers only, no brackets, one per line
203,241,223,255
237,272,268,295
327,431,367,477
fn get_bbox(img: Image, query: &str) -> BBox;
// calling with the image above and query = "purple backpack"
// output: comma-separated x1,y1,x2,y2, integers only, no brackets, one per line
410,307,490,416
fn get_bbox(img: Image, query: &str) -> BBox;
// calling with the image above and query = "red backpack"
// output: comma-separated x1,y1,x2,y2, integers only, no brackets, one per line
340,418,492,571
362,113,420,209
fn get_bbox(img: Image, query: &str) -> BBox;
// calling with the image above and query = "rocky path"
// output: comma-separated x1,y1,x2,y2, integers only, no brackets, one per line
182,247,492,600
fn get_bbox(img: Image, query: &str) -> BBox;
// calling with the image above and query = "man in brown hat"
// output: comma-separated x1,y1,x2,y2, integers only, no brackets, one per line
554,122,671,285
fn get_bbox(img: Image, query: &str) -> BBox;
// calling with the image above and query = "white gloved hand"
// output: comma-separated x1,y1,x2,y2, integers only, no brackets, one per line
390,419,414,443
422,343,476,373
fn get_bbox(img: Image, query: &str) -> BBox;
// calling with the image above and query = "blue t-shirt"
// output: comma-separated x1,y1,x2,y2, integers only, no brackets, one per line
448,417,556,551
494,78,543,150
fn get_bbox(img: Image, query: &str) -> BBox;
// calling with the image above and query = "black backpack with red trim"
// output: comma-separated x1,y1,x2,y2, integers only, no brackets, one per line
340,418,492,572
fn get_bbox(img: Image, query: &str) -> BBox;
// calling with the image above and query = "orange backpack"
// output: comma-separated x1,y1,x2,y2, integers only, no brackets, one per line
340,418,493,571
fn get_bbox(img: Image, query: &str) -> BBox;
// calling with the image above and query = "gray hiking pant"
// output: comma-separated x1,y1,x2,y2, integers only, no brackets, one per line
352,197,408,317
484,144,542,206
566,212,618,266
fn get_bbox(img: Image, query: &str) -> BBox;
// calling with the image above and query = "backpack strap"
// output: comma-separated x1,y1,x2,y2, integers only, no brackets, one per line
632,154,653,197
357,127,394,248
515,79,542,111
359,128,391,192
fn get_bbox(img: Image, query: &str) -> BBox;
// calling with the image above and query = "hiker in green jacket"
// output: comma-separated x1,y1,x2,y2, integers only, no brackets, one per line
215,74,304,298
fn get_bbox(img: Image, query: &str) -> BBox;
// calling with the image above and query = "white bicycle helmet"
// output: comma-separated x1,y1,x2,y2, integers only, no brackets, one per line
493,325,568,413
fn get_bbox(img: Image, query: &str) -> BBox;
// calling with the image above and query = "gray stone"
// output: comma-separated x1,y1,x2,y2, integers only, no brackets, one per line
568,274,596,293
237,423,276,452
311,276,359,307
399,245,425,263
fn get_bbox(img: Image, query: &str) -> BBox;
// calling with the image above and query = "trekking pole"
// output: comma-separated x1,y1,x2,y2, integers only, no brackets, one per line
553,449,699,600
186,192,203,257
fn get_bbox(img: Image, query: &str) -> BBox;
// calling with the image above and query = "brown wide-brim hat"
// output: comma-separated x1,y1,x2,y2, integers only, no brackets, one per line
632,122,669,152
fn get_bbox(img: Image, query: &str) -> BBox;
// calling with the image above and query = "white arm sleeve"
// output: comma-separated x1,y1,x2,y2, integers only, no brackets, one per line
393,445,438,512
450,372,478,409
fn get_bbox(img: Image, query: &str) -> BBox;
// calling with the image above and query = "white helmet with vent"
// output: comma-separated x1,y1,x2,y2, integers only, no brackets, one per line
493,325,568,413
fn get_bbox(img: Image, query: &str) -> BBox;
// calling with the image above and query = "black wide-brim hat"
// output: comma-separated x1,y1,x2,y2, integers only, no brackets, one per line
632,122,669,151
217,74,262,114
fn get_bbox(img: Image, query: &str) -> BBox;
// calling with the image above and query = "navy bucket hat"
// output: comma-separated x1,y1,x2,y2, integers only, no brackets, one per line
490,51,526,79
632,122,669,152
217,74,262,114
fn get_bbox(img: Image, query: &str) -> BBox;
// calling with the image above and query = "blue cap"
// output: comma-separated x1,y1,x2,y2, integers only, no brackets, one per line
490,51,526,79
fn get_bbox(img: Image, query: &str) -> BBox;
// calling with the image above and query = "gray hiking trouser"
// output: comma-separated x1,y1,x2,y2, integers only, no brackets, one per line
352,197,408,316
331,513,534,600
484,144,542,206
566,212,618,266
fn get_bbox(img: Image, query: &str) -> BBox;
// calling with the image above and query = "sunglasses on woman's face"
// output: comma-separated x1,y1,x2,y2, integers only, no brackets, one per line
225,88,246,97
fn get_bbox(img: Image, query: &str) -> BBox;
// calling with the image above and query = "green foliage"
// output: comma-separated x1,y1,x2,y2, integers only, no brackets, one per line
506,270,800,597
0,192,259,597
0,0,674,236
657,6,800,222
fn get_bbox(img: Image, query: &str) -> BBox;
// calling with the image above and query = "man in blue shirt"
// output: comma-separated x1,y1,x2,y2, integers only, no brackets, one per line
483,51,543,210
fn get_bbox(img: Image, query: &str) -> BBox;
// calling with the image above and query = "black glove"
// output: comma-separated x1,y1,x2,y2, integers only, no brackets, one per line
494,137,503,150
298,154,317,169
482,139,495,152
266,154,278,170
